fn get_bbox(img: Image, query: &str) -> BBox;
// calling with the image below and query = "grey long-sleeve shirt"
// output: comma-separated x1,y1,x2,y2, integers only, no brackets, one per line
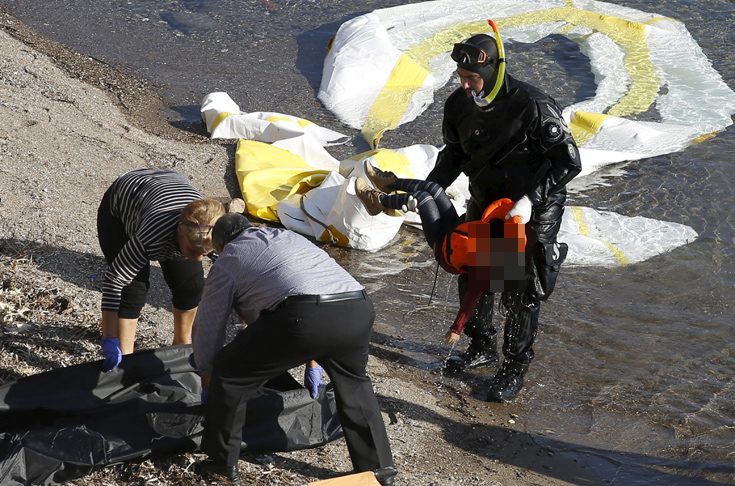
192,226,363,375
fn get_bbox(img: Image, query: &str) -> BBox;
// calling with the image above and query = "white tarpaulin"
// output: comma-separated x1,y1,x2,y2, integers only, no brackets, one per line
318,0,735,173
201,93,698,265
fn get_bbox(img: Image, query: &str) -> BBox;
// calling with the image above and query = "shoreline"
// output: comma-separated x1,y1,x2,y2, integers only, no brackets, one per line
2,6,724,486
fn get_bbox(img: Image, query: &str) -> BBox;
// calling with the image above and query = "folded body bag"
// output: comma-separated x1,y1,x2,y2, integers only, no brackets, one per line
0,345,343,486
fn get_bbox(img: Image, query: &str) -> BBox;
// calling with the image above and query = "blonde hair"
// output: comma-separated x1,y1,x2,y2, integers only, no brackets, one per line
179,198,226,252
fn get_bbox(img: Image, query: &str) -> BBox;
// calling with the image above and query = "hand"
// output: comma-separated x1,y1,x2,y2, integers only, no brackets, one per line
401,195,417,213
507,195,532,224
304,365,323,399
101,337,123,371
444,330,460,344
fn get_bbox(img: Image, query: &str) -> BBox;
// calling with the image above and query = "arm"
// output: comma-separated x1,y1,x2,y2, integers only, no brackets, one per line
526,101,582,206
192,263,237,376
445,288,484,343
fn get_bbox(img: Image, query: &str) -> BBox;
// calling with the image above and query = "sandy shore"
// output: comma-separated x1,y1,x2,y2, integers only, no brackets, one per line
0,8,600,486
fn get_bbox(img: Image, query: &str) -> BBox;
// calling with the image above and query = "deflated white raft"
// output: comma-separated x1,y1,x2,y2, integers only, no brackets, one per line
201,93,698,266
318,0,735,173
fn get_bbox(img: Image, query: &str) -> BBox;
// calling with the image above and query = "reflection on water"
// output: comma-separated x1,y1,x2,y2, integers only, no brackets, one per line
2,0,735,481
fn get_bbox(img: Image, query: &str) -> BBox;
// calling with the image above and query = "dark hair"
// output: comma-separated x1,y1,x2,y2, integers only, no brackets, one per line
212,213,252,249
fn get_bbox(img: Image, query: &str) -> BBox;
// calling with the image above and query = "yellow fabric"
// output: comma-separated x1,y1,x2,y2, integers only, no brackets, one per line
360,5,663,148
265,115,316,128
347,148,416,179
362,54,430,148
319,225,350,246
571,206,629,266
568,111,611,147
235,139,330,221
211,111,235,133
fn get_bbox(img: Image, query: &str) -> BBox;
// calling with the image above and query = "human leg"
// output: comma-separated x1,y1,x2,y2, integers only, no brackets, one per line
201,308,312,466
444,291,498,372
161,258,204,345
314,297,395,474
172,306,196,345
445,198,497,370
356,177,459,248
487,198,566,402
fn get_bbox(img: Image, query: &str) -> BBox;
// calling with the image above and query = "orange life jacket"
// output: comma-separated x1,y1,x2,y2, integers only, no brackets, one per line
435,198,526,275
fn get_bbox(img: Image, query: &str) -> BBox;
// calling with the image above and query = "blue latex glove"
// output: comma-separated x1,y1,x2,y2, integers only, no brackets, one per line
101,337,123,371
201,386,209,405
304,365,323,399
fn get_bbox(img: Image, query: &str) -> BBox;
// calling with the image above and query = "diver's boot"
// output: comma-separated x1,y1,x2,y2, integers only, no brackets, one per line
486,360,529,403
355,178,386,216
444,338,499,373
365,161,398,192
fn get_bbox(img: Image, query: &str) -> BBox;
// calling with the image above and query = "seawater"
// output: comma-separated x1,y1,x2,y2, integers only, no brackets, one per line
2,0,734,483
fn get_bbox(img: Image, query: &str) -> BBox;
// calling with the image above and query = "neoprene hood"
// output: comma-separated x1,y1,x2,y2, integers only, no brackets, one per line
455,34,500,91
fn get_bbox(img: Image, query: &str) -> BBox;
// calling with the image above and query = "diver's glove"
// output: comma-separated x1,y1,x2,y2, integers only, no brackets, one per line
101,337,123,371
507,195,532,224
304,365,324,399
201,386,209,405
401,195,418,213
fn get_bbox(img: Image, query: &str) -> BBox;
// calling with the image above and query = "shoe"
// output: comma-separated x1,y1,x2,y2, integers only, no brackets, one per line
443,341,499,373
355,178,386,216
365,161,397,192
486,360,529,403
374,466,398,486
194,459,242,484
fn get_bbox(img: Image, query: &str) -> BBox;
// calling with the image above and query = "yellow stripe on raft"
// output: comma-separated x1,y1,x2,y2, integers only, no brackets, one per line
211,112,235,133
362,54,430,148
266,115,316,128
568,111,611,147
571,206,629,267
361,3,667,148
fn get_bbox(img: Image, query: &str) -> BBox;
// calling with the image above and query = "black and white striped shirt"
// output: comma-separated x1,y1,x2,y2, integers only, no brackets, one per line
101,168,203,312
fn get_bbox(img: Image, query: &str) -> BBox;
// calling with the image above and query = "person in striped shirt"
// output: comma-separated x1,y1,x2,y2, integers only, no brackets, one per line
96,168,225,371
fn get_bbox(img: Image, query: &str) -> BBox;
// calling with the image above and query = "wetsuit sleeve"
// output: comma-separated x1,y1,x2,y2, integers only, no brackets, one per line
426,104,466,188
525,100,582,206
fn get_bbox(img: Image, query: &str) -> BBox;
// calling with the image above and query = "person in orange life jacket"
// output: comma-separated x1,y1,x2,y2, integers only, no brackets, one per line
364,26,581,402
356,166,526,345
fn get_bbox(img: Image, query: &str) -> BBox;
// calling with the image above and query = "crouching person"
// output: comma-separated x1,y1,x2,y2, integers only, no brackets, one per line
191,213,396,485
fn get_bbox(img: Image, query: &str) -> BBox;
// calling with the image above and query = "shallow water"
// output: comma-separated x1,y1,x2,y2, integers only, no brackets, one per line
2,0,735,483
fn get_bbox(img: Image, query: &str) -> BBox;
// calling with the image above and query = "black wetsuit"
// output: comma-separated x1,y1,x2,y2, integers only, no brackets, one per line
427,73,582,364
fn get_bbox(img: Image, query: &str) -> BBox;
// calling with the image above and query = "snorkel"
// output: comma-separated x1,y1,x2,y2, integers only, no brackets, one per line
472,20,506,108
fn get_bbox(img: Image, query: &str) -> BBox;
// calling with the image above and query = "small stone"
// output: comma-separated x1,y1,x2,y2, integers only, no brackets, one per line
226,198,246,214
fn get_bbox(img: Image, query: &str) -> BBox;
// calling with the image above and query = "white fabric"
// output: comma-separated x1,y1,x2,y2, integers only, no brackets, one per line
202,92,698,265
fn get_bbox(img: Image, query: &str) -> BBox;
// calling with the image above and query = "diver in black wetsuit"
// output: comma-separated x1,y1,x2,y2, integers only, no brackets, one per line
365,25,581,402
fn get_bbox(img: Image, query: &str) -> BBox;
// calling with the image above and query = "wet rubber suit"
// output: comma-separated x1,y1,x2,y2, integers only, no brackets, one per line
377,180,516,339
426,71,581,368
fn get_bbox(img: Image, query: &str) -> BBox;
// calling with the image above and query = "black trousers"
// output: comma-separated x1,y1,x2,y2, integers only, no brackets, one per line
97,187,204,318
201,293,394,472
